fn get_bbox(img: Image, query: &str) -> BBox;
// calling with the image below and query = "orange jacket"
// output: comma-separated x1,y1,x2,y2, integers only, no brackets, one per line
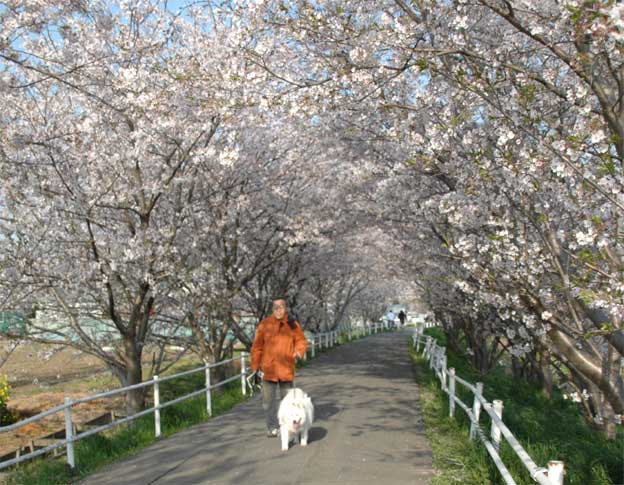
251,313,307,382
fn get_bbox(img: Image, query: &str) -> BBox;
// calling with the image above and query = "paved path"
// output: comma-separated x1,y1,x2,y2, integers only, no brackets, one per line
84,329,434,485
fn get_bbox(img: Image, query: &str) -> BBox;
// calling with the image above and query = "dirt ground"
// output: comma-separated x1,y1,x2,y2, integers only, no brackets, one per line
0,340,199,458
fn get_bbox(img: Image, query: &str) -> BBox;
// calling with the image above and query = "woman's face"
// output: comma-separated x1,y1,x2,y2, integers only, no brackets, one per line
272,300,286,320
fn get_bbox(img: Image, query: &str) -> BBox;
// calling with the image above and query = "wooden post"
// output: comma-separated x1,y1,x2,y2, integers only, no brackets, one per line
64,397,75,469
470,382,484,441
491,400,503,450
154,375,161,438
449,368,456,417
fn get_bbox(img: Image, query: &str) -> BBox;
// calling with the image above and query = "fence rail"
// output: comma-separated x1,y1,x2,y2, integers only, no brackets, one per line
412,328,565,485
0,324,388,471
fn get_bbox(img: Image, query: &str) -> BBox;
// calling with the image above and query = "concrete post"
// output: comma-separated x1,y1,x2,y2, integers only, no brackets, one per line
205,365,212,417
154,375,161,438
449,368,456,417
470,382,484,441
547,461,565,485
241,352,247,396
491,400,503,450
64,397,75,469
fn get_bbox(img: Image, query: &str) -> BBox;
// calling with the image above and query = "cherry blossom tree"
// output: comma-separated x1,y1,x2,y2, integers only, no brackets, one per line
0,0,268,414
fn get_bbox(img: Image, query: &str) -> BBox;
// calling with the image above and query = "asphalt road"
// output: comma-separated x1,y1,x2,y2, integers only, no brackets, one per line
83,329,434,485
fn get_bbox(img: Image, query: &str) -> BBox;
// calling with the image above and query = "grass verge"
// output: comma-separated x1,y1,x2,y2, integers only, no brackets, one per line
4,369,245,485
410,329,623,485
410,346,493,484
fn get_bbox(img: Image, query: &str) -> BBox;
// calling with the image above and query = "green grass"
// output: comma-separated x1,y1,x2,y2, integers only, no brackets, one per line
410,346,497,484
4,368,245,485
412,329,624,485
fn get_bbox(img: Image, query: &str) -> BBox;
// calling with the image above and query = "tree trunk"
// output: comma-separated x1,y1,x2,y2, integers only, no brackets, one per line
548,328,624,415
122,337,145,416
539,344,553,398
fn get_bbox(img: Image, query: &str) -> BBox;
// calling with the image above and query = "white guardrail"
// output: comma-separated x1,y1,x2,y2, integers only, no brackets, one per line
412,328,565,485
0,323,391,471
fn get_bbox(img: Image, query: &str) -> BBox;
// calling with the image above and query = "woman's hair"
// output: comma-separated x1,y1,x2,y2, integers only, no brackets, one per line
272,296,288,305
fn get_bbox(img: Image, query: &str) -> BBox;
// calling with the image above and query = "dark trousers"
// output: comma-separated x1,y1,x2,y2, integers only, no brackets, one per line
262,380,293,431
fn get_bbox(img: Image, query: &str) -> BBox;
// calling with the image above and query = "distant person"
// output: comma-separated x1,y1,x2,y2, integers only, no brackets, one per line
385,309,396,327
398,310,406,326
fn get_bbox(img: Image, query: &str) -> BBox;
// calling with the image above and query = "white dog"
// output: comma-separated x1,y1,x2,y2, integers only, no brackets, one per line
277,388,314,451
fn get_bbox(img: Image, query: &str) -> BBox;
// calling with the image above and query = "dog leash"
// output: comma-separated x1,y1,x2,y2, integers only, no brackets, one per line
246,370,263,397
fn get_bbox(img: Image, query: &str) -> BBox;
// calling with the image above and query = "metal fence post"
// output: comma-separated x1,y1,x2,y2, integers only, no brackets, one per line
491,399,503,450
547,460,565,485
205,365,212,417
449,368,456,417
241,352,247,396
154,375,161,438
64,397,75,469
470,382,484,441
